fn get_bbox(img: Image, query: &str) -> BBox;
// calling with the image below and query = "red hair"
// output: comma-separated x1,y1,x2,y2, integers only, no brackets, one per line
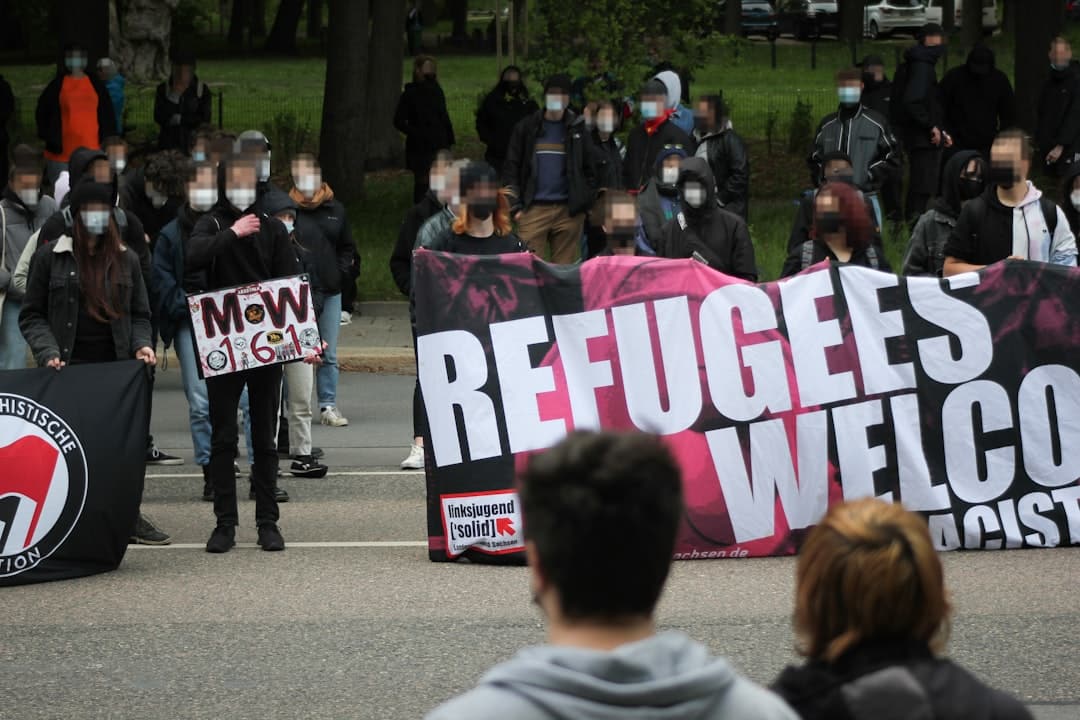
452,188,513,237
813,181,873,253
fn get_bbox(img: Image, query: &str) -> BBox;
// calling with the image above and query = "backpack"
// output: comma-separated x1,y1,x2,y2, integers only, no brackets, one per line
800,240,881,271
964,195,1058,238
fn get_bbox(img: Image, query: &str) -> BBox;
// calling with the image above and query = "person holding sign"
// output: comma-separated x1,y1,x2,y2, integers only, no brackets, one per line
187,156,301,554
19,180,170,546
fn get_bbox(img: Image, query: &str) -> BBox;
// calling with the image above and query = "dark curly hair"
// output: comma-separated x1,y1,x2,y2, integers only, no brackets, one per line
144,150,193,198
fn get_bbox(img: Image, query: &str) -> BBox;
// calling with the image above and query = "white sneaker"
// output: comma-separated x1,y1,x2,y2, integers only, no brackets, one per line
400,443,425,470
320,406,350,427
340,311,352,326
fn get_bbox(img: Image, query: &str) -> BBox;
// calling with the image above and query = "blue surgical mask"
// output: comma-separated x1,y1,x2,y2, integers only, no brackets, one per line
838,86,861,105
281,219,295,235
192,151,207,163
65,55,87,71
641,102,660,120
81,210,111,235
545,95,564,113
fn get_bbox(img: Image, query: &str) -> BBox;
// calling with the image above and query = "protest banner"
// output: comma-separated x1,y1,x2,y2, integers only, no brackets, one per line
413,251,1080,563
186,275,321,379
0,361,151,586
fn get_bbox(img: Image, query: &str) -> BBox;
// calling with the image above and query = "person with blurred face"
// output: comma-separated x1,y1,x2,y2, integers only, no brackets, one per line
96,57,125,136
694,94,750,220
430,161,525,256
944,129,1077,277
416,159,467,250
395,55,456,203
772,499,1033,720
0,149,57,368
37,43,117,185
236,130,274,198
782,180,889,277
903,151,984,277
503,73,600,264
187,158,302,554
120,149,187,241
623,77,695,191
635,145,688,255
476,66,539,174
598,190,639,256
154,49,211,152
1037,37,1080,177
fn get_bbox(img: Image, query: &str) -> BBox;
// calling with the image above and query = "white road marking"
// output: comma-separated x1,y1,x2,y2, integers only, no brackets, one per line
128,540,428,550
146,470,424,479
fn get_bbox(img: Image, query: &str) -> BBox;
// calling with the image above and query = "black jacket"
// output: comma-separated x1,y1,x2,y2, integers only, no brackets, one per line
781,238,890,278
152,205,208,347
772,641,1033,720
119,166,184,243
695,128,750,219
892,44,944,150
593,131,625,191
810,105,900,192
294,194,356,296
1036,60,1080,161
657,157,757,281
1061,162,1080,234
475,83,539,172
20,237,151,366
154,74,212,152
623,118,695,191
502,109,601,216
902,150,980,277
391,191,443,296
262,189,331,314
186,201,300,291
35,71,117,156
788,189,882,253
394,79,455,167
860,76,891,119
0,75,13,143
940,48,1015,156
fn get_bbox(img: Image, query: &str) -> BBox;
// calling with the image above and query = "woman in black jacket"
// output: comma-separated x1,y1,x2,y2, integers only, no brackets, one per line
772,499,1033,720
394,55,455,203
475,66,538,175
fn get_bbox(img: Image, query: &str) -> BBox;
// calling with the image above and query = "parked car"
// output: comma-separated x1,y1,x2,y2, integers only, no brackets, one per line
923,0,998,33
718,0,780,39
777,0,840,39
864,0,928,38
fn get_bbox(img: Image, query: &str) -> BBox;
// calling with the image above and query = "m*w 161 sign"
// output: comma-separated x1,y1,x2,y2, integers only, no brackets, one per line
187,275,322,378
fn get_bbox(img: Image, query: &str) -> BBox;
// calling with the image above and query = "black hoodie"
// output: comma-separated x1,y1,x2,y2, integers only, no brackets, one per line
940,47,1015,156
1060,162,1080,234
657,156,757,281
893,44,945,150
1036,59,1080,162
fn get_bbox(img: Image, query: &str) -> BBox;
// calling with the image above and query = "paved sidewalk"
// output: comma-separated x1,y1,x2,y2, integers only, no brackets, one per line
338,301,414,374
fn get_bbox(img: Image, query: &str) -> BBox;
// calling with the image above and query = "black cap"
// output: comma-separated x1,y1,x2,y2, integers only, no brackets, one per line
859,55,884,68
69,181,114,211
172,49,197,66
544,73,572,95
458,161,500,196
919,23,944,40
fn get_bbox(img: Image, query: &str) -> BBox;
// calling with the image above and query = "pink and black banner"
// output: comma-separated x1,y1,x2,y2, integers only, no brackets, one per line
413,251,1080,563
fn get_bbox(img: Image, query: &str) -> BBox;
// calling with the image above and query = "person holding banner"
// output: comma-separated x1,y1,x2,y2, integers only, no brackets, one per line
187,156,301,554
426,162,525,256
781,180,890,278
772,499,1032,720
19,180,170,546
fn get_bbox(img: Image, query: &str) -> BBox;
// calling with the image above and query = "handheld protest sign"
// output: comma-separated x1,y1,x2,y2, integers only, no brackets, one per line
186,274,322,379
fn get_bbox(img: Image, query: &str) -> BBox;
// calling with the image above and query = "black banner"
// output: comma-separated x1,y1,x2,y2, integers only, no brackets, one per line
0,361,151,586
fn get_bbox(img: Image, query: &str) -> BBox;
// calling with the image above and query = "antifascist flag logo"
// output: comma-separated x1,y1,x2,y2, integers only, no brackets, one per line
0,394,87,578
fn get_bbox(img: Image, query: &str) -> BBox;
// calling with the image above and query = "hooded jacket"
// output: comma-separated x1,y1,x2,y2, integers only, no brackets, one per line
694,124,750,219
892,44,945,150
476,78,539,171
860,74,891,119
810,104,900,192
291,186,355,297
653,71,695,136
503,108,601,216
1060,162,1080,234
426,631,798,720
940,47,1015,156
262,187,332,314
945,181,1077,267
0,188,58,301
658,157,757,281
623,111,695,192
772,640,1032,720
1036,59,1080,162
154,71,211,152
35,68,117,157
119,165,184,242
902,150,980,277
636,146,687,255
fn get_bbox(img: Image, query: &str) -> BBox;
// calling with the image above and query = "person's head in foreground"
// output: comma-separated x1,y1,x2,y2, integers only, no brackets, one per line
426,431,800,720
772,498,1034,720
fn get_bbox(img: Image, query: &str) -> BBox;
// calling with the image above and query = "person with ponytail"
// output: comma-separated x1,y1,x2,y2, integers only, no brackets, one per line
428,162,525,256
19,180,169,545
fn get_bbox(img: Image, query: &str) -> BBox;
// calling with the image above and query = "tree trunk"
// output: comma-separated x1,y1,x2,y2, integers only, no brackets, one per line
53,0,110,67
228,0,249,45
320,0,370,202
838,0,861,44
265,0,305,53
449,0,468,43
941,0,955,33
725,0,742,35
306,0,323,38
110,0,180,83
1014,1,1065,132
364,0,406,170
251,0,267,37
959,0,983,50
1002,0,1016,34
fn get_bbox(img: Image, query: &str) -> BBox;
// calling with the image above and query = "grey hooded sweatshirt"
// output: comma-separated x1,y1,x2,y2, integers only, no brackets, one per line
425,631,799,720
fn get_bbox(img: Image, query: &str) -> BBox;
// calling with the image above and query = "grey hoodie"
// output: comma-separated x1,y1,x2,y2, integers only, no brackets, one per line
426,631,799,720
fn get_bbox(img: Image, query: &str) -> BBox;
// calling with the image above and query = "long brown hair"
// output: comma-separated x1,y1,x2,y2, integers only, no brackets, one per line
452,188,513,237
74,211,126,323
794,498,951,662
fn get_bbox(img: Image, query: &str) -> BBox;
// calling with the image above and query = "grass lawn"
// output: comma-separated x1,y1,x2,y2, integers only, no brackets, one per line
2,27,1069,299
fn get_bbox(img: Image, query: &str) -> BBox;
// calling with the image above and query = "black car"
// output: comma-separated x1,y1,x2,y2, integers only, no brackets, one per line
776,0,840,39
718,0,780,39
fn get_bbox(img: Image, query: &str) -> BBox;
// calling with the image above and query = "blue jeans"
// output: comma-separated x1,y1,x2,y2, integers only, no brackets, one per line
174,320,254,467
316,293,341,409
0,299,28,370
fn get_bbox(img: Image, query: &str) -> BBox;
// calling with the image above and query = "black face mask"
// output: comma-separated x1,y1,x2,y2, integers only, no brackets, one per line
694,116,711,133
987,164,1020,188
817,211,843,235
958,177,985,201
608,225,636,248
470,197,497,221
424,72,437,83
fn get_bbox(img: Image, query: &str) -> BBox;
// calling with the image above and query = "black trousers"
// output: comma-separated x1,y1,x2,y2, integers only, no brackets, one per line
206,364,283,527
411,328,428,440
906,147,942,225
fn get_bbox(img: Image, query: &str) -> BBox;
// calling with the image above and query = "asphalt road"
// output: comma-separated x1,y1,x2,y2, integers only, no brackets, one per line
3,368,1078,720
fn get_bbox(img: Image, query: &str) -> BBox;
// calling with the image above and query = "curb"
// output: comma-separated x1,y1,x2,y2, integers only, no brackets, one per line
338,348,415,375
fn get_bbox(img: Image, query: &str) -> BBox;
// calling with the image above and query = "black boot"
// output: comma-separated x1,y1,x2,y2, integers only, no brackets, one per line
201,465,214,502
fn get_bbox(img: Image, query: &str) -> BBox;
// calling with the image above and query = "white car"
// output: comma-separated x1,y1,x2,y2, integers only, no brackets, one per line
923,0,998,32
864,0,928,39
